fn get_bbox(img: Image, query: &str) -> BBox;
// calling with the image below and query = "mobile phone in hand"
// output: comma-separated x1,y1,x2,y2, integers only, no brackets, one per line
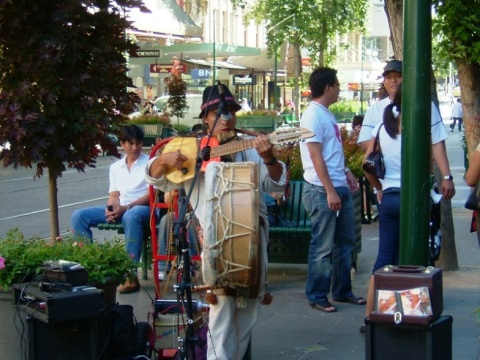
107,205,114,211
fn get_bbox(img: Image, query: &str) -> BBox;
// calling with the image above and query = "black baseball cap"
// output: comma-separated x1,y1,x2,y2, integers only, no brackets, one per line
382,60,402,77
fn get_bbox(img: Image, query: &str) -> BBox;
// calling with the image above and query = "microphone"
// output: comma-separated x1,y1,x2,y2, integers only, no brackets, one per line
217,81,232,121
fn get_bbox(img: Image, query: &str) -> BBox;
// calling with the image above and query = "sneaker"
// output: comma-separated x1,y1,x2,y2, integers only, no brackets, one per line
158,271,165,281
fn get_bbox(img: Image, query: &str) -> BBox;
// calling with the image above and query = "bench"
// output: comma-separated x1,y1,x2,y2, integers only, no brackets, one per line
267,180,362,267
236,116,277,133
96,222,151,280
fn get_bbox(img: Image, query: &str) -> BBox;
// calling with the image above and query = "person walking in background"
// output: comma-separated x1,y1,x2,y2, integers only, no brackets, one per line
71,125,150,293
240,97,252,112
299,67,364,314
451,97,463,132
359,85,456,335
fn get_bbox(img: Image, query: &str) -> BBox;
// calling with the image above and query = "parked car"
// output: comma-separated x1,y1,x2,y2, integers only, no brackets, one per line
129,94,203,130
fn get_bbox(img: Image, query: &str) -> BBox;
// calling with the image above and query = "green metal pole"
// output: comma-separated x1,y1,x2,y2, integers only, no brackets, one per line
274,43,278,111
212,12,216,85
400,0,432,265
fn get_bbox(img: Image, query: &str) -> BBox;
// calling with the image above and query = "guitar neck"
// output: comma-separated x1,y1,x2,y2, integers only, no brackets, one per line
209,137,261,159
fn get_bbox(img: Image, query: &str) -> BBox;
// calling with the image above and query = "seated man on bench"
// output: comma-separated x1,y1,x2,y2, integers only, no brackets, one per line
71,124,150,293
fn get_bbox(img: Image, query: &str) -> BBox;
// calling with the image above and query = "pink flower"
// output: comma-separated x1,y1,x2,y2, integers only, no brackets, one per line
55,236,63,242
0,256,5,270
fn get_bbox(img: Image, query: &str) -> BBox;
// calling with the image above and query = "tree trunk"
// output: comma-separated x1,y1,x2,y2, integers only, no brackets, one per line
458,61,480,154
384,0,403,59
434,166,459,271
48,168,60,240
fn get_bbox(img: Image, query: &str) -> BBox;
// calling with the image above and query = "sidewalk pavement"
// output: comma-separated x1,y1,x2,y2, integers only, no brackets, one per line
123,206,480,360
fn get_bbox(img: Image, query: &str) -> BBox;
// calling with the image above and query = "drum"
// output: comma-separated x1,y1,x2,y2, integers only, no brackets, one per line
203,161,259,288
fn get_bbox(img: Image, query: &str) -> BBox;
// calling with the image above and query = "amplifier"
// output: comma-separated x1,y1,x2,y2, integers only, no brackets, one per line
13,282,105,324
365,315,453,360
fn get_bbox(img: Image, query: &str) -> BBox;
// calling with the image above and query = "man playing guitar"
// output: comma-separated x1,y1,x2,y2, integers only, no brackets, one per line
145,83,287,360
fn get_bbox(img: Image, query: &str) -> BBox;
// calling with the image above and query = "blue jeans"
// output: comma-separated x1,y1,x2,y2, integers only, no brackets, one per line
372,189,401,272
303,183,356,304
71,205,150,263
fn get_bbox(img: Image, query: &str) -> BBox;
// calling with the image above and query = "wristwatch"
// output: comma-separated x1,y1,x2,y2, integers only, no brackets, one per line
443,175,453,181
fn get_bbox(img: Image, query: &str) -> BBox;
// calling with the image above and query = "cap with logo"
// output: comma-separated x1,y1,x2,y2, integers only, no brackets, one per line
382,60,403,77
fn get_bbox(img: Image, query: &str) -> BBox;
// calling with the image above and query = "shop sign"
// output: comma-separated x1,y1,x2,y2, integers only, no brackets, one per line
131,49,160,57
191,69,217,79
150,64,186,73
233,75,255,85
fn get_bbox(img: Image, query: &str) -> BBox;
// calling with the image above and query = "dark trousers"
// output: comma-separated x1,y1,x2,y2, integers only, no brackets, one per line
451,117,462,131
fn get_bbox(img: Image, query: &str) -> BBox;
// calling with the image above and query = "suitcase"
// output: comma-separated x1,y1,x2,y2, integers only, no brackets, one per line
370,265,443,325
365,315,453,360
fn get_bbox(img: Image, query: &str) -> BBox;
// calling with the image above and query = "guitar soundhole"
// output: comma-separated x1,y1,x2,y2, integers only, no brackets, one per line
181,167,188,175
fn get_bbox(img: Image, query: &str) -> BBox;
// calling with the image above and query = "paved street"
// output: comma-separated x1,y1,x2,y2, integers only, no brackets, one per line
1,100,479,359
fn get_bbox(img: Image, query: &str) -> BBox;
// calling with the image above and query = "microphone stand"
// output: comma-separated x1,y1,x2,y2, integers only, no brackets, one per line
170,103,225,359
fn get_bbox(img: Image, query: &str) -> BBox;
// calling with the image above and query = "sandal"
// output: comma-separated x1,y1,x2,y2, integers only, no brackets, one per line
310,301,337,313
333,295,366,305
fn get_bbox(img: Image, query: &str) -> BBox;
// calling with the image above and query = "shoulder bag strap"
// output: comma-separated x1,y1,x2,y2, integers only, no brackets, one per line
373,123,384,151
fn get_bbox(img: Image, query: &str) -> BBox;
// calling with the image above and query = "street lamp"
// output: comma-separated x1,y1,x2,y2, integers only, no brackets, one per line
267,14,295,111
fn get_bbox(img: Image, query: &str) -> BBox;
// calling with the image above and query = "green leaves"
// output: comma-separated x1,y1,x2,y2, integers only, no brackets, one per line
433,0,480,64
0,229,137,289
0,0,143,177
245,0,368,68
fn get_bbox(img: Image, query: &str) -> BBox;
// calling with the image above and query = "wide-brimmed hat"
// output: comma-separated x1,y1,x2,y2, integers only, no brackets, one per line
199,84,241,118
382,60,402,77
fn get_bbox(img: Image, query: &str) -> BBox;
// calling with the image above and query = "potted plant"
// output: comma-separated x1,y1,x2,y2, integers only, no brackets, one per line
127,113,171,146
0,228,137,292
236,109,280,133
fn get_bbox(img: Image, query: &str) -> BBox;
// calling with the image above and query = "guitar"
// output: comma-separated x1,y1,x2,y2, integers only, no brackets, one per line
162,127,315,184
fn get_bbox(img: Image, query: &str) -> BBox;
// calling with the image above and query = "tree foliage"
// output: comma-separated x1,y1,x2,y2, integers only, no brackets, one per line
245,0,369,68
0,0,144,238
432,0,480,155
0,0,144,176
164,62,188,126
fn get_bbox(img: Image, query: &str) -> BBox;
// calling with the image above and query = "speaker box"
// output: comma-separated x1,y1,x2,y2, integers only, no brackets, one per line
365,315,452,360
27,316,104,360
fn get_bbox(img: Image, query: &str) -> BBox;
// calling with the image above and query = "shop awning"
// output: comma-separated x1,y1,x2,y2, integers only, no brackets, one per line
228,44,288,71
184,59,247,70
127,0,203,39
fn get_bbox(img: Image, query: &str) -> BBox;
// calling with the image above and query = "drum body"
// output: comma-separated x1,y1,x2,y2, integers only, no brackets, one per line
203,161,259,288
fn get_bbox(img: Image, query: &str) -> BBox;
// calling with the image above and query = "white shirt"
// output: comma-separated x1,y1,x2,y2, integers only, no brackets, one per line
451,101,462,118
358,98,391,144
300,102,348,187
109,152,149,206
358,98,447,144
372,112,448,190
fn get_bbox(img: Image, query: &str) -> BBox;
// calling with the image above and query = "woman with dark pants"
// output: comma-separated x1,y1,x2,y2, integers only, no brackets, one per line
359,85,454,334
